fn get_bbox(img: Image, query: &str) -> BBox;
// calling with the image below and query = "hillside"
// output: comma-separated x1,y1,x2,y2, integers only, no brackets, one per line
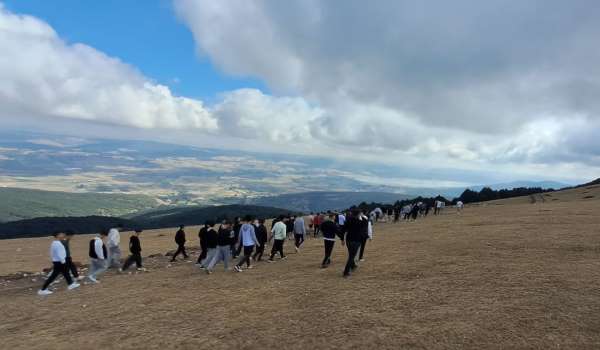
0,187,159,223
0,204,292,239
243,191,411,212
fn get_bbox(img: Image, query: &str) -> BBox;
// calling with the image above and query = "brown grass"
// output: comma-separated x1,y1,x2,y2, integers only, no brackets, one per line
1,186,600,349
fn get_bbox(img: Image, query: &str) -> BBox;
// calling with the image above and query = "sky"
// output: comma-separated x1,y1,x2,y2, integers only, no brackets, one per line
1,0,599,185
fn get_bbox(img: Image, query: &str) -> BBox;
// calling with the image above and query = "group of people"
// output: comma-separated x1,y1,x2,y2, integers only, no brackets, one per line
38,209,375,295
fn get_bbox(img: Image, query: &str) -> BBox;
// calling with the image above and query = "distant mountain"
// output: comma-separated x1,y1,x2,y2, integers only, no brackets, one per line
0,216,135,239
0,187,159,223
0,204,293,239
242,191,411,212
129,204,293,230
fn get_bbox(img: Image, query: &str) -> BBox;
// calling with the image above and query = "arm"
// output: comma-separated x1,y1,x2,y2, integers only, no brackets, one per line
251,227,260,246
368,221,373,239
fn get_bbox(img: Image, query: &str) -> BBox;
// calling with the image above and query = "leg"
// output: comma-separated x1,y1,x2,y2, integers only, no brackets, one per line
134,254,143,268
359,237,367,260
343,241,360,276
66,257,79,278
59,263,73,285
41,262,61,290
122,255,134,271
244,246,254,267
171,245,183,261
322,240,334,266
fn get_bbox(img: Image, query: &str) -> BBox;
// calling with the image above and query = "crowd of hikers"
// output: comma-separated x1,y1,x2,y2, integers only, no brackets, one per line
37,201,458,296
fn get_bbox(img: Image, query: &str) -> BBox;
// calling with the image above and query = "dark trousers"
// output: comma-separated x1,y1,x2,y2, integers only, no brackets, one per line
269,239,285,260
322,239,335,266
65,256,79,278
42,262,73,290
236,245,254,267
171,244,188,261
197,243,207,264
253,242,265,261
294,234,304,248
359,237,368,260
343,241,361,276
122,253,142,270
314,224,320,237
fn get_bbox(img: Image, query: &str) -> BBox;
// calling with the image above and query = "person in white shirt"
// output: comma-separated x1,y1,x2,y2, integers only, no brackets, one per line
38,232,80,296
456,201,464,213
337,212,346,226
88,231,109,283
107,224,122,268
269,216,288,261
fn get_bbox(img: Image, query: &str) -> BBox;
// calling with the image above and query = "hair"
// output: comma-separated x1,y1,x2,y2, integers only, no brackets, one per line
135,229,142,233
206,220,215,227
243,214,253,222
179,225,185,229
100,230,109,236
117,223,124,228
65,230,75,236
52,231,62,237
258,218,265,224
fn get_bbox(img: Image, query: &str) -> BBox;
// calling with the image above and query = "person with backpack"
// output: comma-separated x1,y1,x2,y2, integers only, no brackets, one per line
38,231,80,296
205,220,235,274
339,209,369,278
171,225,188,262
252,218,268,261
88,231,109,283
234,215,260,272
120,229,144,272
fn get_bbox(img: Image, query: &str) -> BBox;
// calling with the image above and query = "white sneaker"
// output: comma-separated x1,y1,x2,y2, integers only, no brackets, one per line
38,289,53,296
88,276,99,283
295,247,299,252
68,283,80,290
234,266,242,272
76,276,85,281
137,268,147,272
118,268,123,273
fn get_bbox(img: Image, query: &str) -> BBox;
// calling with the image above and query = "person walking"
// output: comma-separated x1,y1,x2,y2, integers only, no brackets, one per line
38,232,80,295
320,214,343,268
234,216,260,272
196,222,210,265
121,229,144,272
293,215,306,252
252,218,268,261
313,213,322,237
171,225,189,262
199,221,218,269
205,220,235,274
63,230,83,281
340,209,369,278
269,216,287,262
358,216,374,262
107,224,122,268
88,231,109,283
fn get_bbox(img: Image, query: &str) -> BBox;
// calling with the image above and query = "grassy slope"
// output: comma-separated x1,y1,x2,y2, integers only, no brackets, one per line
0,187,158,222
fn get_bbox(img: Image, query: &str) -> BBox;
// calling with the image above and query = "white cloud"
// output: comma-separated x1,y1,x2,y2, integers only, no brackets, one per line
0,4,217,130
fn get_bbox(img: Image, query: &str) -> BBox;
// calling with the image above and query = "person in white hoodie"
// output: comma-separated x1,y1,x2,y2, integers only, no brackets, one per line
107,224,122,268
38,231,80,295
234,215,260,272
88,231,109,283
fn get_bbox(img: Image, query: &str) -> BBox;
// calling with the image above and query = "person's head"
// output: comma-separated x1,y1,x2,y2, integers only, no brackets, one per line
179,225,185,230
206,220,215,228
243,214,253,223
53,231,66,240
258,218,265,225
221,220,231,229
133,229,142,236
65,230,75,240
351,209,361,218
100,230,109,240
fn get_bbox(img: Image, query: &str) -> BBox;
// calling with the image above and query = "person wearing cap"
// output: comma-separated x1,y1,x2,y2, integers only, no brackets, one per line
120,229,144,272
170,225,188,262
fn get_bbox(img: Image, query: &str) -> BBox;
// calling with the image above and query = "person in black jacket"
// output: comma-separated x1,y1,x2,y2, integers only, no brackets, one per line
171,225,188,262
340,209,369,277
121,229,144,271
199,221,218,268
252,218,269,261
206,220,235,273
196,222,210,265
320,213,343,268
232,217,242,258
63,230,82,280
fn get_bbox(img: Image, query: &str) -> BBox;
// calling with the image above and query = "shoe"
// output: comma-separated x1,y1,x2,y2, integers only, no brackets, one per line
38,289,53,296
88,276,99,283
136,268,147,272
268,259,274,263
359,258,365,262
68,283,80,290
247,265,254,269
234,266,242,272
343,273,350,278
118,268,123,273
205,269,212,275
281,256,287,260
295,247,299,252
194,263,202,267
76,276,85,281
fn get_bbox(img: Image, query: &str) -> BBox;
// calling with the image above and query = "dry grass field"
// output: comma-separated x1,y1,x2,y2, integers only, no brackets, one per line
1,185,600,349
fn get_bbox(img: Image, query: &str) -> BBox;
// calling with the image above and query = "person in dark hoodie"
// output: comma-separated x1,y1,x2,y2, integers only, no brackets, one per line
232,217,242,258
252,218,268,261
171,225,188,262
320,213,343,268
339,209,369,278
206,220,235,274
199,221,218,269
121,229,144,271
63,230,83,281
196,222,210,266
234,215,260,272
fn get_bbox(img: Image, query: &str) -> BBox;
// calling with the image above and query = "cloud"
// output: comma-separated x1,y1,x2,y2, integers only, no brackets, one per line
175,0,600,176
0,4,217,130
